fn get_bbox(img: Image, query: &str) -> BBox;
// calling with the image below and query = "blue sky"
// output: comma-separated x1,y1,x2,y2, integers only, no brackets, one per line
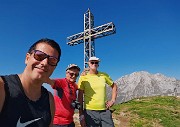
1,0,180,91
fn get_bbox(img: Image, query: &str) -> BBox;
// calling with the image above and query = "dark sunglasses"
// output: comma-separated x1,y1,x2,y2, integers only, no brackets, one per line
68,71,79,77
90,62,99,65
32,50,59,66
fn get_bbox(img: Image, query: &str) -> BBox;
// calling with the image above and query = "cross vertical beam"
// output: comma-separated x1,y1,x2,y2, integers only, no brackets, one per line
84,9,95,68
67,8,116,69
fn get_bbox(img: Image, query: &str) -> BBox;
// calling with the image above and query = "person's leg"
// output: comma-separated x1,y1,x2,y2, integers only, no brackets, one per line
84,109,101,127
100,110,114,127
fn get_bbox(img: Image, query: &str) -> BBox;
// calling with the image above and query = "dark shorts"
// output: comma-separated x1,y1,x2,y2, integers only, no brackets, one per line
53,122,75,127
84,109,114,127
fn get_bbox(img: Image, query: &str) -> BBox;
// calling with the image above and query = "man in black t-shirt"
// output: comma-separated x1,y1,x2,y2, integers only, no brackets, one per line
0,38,61,127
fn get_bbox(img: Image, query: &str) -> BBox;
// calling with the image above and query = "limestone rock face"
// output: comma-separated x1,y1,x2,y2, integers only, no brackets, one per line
107,71,180,103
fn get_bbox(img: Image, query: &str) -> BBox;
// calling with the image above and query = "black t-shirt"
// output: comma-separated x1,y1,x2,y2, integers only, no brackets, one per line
0,74,51,127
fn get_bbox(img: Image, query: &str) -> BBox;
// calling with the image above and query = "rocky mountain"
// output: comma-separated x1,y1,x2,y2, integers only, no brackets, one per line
107,71,180,104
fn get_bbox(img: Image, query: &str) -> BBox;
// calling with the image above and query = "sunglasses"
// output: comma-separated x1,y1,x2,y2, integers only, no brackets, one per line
68,71,79,77
90,62,99,65
32,50,59,66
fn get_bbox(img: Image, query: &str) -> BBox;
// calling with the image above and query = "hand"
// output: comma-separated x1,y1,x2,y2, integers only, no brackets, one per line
80,119,86,127
80,68,89,76
106,100,115,109
79,115,86,127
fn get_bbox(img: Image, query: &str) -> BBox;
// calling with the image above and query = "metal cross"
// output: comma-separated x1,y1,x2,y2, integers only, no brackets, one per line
67,8,116,69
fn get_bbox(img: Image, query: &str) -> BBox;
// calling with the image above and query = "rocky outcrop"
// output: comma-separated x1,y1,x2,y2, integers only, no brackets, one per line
107,71,180,103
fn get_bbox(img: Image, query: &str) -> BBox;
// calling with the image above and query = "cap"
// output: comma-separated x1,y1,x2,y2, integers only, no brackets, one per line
66,64,80,71
89,56,100,62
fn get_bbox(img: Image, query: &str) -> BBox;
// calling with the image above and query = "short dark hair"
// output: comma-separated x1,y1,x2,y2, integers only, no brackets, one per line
28,38,61,61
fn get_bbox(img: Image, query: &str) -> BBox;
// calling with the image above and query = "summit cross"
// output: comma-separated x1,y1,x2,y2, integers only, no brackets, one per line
67,8,116,68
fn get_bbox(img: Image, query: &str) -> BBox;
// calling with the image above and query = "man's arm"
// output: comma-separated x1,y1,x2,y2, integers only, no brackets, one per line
106,83,117,109
78,89,84,115
78,89,86,127
111,83,117,103
48,92,55,127
0,77,5,113
45,78,55,87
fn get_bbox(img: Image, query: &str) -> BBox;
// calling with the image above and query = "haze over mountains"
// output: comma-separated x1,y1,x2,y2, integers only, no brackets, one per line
107,71,180,104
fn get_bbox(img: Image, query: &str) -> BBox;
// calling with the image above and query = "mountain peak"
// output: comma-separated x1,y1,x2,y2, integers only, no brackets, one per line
108,71,180,104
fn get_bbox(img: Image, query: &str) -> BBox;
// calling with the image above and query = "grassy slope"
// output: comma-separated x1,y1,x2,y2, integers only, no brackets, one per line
111,96,180,127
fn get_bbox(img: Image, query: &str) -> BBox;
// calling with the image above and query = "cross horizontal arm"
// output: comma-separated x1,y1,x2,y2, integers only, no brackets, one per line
67,22,115,46
67,31,84,46
89,22,116,40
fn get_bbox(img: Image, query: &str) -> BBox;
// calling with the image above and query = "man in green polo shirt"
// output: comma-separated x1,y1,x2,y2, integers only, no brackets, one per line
78,56,117,127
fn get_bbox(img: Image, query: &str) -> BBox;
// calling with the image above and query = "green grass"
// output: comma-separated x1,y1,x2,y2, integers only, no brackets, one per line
112,96,180,127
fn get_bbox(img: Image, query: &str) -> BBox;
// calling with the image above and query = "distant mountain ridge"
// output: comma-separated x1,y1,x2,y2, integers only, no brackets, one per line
107,71,180,103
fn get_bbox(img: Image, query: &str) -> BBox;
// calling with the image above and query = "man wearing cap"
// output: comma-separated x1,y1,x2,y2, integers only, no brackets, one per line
78,56,117,127
46,64,80,127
